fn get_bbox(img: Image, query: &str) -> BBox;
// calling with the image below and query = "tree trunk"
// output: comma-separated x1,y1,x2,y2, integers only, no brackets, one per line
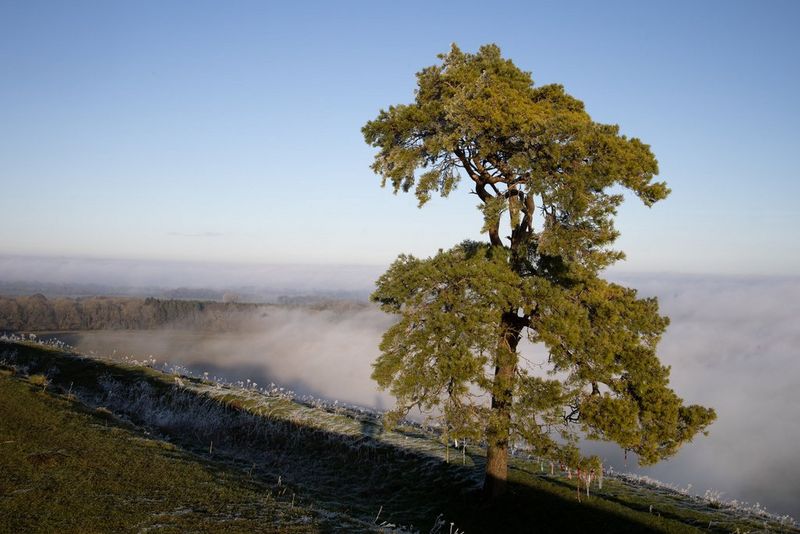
484,428,510,499
483,312,521,500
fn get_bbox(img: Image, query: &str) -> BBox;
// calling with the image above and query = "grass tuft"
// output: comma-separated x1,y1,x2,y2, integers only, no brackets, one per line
27,373,48,386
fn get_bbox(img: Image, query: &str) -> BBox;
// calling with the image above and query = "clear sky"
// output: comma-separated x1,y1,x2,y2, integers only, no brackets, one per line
1,0,798,275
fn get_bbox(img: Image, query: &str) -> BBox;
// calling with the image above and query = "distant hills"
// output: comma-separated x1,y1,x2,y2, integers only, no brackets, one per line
0,279,371,303
0,294,367,333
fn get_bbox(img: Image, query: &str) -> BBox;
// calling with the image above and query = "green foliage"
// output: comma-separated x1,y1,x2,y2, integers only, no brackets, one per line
364,44,715,470
373,243,526,434
363,43,669,271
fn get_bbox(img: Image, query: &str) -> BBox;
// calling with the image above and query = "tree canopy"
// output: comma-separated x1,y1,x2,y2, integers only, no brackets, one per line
363,44,715,497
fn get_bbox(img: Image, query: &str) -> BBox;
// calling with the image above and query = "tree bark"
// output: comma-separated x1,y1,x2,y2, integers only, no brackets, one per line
484,422,510,499
483,312,521,500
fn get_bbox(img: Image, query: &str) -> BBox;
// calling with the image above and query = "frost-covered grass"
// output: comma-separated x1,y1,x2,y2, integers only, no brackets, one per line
1,337,797,534
607,472,798,532
0,372,328,532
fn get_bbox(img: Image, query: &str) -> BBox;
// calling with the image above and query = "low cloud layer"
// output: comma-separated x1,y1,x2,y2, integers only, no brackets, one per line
0,254,383,294
598,273,800,517
58,306,396,410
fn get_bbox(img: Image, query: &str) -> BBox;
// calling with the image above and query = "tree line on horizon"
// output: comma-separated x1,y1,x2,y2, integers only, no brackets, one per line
0,294,274,332
0,294,370,333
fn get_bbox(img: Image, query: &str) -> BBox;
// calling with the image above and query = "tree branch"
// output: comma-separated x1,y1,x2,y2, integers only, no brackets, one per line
454,148,483,184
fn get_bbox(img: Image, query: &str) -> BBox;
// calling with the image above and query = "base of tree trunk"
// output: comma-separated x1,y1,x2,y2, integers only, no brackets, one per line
483,442,509,499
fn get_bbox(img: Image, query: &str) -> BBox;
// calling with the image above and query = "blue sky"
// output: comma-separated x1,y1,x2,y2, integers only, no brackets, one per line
1,0,798,275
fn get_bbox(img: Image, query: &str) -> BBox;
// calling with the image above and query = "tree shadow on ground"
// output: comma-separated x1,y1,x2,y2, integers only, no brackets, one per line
2,340,696,533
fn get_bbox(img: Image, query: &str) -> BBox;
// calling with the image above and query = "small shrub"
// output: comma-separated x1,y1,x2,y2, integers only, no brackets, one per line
95,407,114,417
29,374,50,390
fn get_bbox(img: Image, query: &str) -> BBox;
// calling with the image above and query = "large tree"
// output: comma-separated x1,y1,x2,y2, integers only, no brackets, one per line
363,44,715,499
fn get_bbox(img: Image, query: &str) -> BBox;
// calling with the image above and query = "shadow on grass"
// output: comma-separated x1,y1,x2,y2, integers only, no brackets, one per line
1,340,692,533
534,470,716,530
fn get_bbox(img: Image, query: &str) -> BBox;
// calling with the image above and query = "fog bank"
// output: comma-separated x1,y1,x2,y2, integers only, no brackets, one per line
597,273,800,518
55,306,396,410
0,254,383,298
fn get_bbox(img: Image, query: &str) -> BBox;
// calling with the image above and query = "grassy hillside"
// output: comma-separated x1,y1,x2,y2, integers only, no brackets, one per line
0,375,335,533
0,340,796,533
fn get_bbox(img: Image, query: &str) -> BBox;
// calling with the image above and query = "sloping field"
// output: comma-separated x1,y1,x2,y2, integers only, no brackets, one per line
0,372,334,532
0,340,796,533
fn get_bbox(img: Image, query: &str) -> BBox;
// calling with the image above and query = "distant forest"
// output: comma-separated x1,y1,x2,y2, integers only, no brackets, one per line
0,294,367,332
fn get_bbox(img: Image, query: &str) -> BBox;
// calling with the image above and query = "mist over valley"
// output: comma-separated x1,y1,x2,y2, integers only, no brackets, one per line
9,269,798,518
